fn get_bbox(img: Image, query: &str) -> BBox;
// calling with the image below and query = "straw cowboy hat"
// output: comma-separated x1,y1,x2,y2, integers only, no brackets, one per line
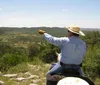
57,77,89,85
66,26,85,36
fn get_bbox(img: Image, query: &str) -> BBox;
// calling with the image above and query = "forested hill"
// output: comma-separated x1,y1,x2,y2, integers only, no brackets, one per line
0,27,99,31
0,27,99,36
0,27,100,85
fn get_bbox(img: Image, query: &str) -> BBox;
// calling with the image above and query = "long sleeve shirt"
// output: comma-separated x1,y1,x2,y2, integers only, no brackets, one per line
43,33,86,64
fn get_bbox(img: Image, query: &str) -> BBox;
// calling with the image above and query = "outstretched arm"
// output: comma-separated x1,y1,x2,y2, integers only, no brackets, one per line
38,30,66,46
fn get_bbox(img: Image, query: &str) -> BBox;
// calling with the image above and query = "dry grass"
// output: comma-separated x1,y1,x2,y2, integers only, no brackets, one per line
0,62,50,85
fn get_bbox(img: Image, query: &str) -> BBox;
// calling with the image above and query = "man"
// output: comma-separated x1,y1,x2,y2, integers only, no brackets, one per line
38,26,86,84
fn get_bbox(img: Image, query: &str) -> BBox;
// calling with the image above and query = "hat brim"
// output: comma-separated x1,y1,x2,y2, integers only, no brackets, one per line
68,28,85,36
57,77,89,85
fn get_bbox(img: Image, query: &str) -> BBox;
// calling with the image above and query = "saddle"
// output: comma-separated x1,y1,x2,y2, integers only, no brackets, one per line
62,68,80,77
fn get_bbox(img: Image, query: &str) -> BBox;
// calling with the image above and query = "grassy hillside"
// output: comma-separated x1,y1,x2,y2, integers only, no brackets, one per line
0,27,100,85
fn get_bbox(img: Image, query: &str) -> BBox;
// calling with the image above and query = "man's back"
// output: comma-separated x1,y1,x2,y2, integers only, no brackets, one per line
43,33,86,65
60,36,86,64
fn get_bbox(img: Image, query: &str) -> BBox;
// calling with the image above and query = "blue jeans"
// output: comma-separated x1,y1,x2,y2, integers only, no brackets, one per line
46,62,83,78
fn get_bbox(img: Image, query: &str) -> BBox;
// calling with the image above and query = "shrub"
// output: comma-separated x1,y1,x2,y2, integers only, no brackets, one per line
0,53,28,72
27,43,40,60
38,42,60,63
0,42,12,57
82,46,100,80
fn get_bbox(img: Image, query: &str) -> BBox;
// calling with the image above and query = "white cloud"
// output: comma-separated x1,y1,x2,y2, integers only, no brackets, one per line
0,8,3,11
62,9,68,12
0,13,40,27
0,11,100,28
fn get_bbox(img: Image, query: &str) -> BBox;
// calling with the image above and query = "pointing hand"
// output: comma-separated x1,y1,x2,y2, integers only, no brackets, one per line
38,30,46,34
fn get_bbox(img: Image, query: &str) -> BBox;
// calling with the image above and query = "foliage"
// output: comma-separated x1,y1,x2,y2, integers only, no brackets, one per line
0,28,100,84
27,41,60,63
83,46,100,79
82,31,100,47
0,42,28,71
7,62,29,73
0,53,28,71
27,43,40,60
0,28,6,34
38,41,60,63
0,42,12,57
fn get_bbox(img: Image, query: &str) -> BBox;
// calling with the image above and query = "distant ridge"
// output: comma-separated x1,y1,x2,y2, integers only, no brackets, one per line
0,27,100,31
82,28,100,31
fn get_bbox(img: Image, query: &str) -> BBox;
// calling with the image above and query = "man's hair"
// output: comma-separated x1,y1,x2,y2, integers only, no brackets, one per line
72,33,79,37
68,30,79,37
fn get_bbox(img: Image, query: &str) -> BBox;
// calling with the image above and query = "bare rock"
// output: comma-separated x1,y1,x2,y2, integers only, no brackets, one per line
31,79,41,83
0,80,4,85
24,72,31,76
15,77,26,81
27,75,39,79
29,83,38,85
3,74,17,78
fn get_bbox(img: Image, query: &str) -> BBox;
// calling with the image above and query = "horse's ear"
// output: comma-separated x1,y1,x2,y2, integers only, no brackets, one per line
55,52,61,62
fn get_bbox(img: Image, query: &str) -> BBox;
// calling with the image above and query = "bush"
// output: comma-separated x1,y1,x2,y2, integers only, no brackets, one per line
0,42,28,71
0,53,27,71
27,42,60,63
0,42,12,57
40,49,57,63
38,42,60,63
82,46,100,80
27,43,40,60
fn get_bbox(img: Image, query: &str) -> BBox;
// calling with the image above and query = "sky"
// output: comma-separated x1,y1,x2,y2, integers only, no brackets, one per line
0,0,100,28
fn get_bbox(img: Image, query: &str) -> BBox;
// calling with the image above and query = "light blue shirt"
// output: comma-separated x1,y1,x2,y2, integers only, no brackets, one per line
43,33,86,64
